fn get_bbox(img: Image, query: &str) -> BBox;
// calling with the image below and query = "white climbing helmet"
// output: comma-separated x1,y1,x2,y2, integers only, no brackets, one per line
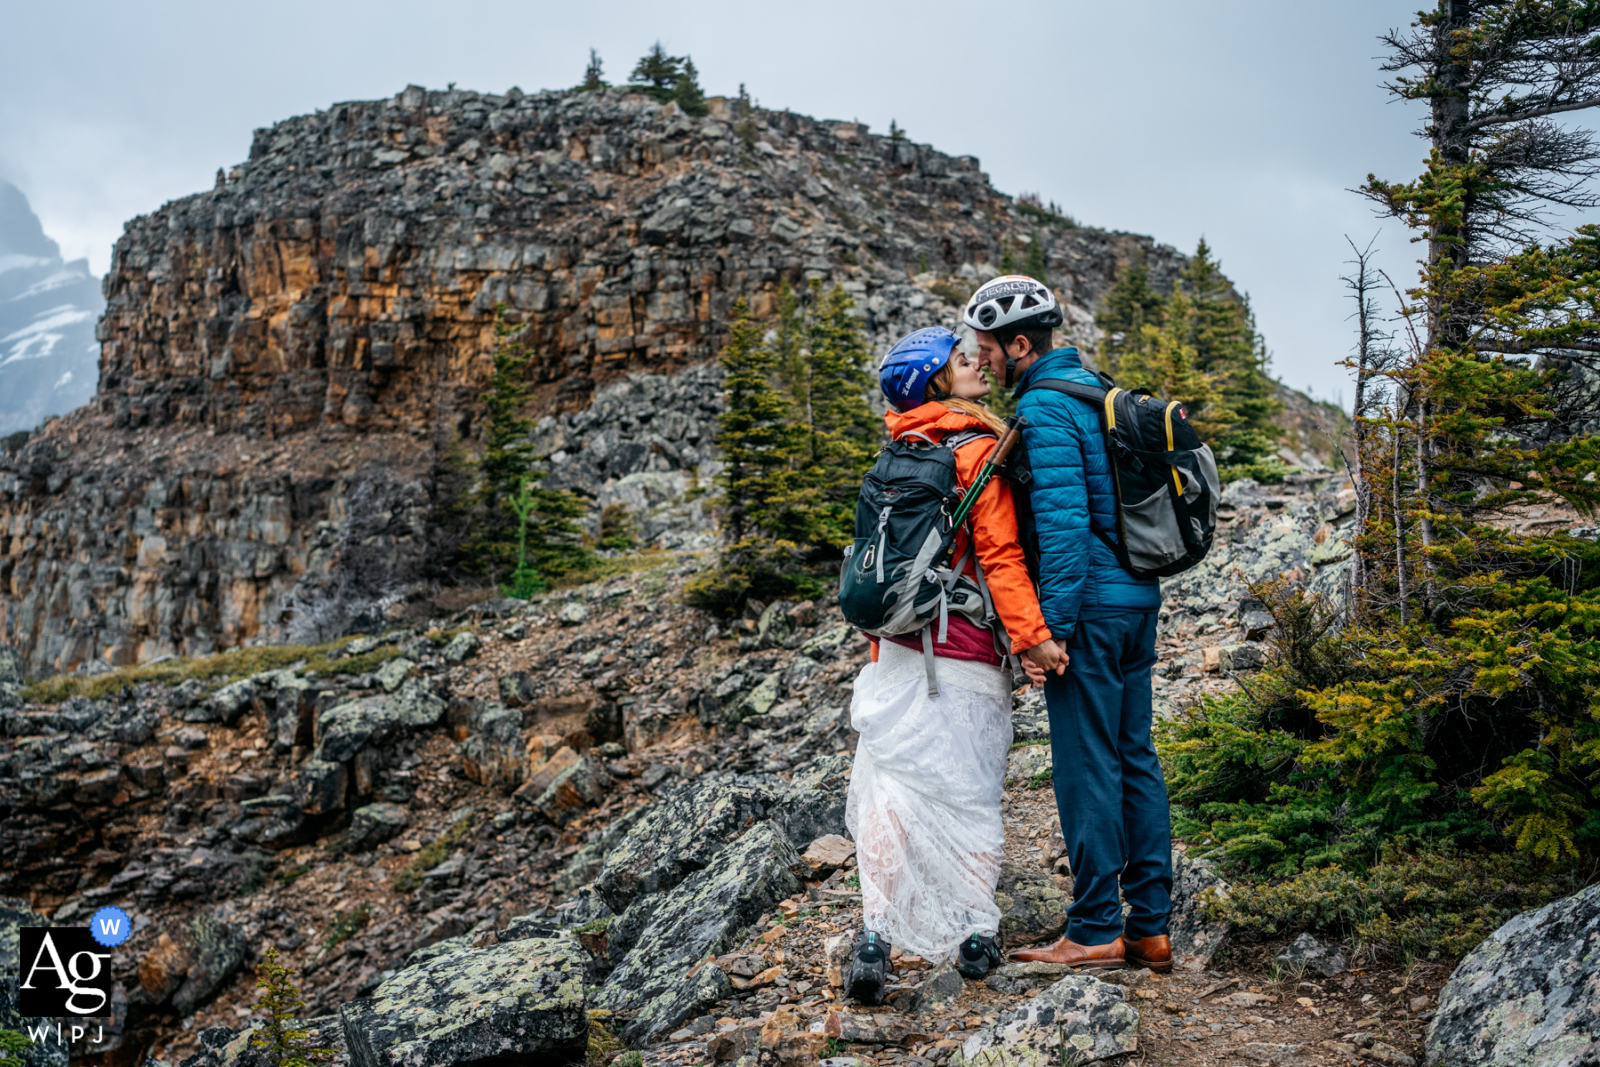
961,274,1063,333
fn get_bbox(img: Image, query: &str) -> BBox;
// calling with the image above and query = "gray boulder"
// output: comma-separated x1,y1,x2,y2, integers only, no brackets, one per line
997,862,1069,948
952,973,1141,1064
203,679,257,727
594,823,802,1043
1170,849,1230,967
1276,932,1347,978
339,935,587,1067
766,754,852,848
252,670,314,752
1426,881,1600,1067
595,775,777,912
314,681,445,763
347,803,409,851
137,910,247,1016
441,631,481,664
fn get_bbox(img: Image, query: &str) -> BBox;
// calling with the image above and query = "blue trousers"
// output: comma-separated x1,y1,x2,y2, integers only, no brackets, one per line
1043,610,1172,944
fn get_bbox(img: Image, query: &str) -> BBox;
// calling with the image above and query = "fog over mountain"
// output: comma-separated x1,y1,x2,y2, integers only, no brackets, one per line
0,180,100,435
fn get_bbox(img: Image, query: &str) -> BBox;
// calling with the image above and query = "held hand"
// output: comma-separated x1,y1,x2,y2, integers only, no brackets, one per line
1021,639,1069,684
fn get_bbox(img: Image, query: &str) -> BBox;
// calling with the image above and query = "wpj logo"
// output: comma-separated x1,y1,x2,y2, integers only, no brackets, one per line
17,906,133,1044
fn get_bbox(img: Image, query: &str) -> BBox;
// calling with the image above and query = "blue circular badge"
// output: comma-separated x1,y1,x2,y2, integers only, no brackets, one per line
89,905,133,947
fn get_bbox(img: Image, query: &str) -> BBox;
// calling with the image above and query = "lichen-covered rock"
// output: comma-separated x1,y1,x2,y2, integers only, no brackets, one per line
1276,932,1347,978
914,962,965,1014
952,973,1141,1064
767,754,852,849
457,704,525,792
594,775,777,912
137,910,247,1016
375,658,415,693
595,823,802,1043
997,862,1069,948
441,631,481,664
0,896,69,1067
985,960,1074,996
339,934,586,1067
1011,688,1050,744
293,758,347,817
1425,881,1600,1067
1170,849,1229,967
314,681,446,763
197,678,256,726
253,670,314,752
1006,744,1052,784
174,1015,347,1067
347,802,409,851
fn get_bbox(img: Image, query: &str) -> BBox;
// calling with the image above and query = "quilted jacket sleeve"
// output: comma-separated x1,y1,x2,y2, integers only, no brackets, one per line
1016,386,1090,637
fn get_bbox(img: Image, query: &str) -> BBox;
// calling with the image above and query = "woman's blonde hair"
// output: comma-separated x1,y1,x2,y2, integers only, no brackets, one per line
927,363,1009,434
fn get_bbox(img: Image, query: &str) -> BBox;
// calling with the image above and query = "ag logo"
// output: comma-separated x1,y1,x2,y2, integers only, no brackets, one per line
18,927,112,1015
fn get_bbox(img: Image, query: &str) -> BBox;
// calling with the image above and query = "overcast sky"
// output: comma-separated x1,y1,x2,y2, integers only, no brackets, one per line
1,1,1466,404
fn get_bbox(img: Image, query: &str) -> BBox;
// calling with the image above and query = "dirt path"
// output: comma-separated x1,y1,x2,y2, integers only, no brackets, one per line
642,784,1445,1067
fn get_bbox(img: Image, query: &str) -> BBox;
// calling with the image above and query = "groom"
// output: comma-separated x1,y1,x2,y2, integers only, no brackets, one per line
964,275,1173,973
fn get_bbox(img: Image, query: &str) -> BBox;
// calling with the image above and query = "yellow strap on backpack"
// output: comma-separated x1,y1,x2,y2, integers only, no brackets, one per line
1164,401,1183,494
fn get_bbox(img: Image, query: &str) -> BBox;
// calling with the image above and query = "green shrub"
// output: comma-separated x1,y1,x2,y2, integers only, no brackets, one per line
1208,845,1585,961
0,1029,32,1067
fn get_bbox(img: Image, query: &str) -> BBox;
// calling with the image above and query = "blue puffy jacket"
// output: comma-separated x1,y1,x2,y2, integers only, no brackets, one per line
1014,347,1162,635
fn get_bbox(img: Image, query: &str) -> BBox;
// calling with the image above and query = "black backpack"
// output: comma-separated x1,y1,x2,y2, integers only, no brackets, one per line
1022,372,1221,579
837,429,1007,694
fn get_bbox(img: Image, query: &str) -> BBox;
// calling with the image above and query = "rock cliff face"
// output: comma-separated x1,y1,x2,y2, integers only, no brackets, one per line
0,82,1189,679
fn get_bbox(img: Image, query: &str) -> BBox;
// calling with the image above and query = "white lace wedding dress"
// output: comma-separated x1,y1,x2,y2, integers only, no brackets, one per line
845,639,1013,963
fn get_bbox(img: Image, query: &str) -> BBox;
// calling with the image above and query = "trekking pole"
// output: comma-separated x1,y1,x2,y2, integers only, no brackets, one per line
948,416,1028,530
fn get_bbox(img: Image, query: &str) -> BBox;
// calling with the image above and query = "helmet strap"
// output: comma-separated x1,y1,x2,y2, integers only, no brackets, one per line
1004,357,1016,388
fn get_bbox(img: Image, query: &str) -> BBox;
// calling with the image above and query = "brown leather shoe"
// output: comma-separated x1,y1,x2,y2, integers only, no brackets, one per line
1124,934,1173,973
1007,935,1125,969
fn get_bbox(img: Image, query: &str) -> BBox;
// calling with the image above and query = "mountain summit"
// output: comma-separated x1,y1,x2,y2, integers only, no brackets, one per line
0,180,101,435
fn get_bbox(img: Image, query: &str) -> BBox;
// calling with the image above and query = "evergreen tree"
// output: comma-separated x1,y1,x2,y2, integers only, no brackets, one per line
1179,239,1281,467
793,282,879,548
579,48,607,91
1159,2,1600,892
1095,252,1165,372
1025,233,1048,282
735,84,758,151
672,57,708,116
716,298,800,542
629,42,683,102
463,306,591,588
1117,285,1235,441
250,947,334,1067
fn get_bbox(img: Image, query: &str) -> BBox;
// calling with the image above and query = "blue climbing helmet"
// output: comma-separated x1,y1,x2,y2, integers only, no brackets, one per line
878,327,961,413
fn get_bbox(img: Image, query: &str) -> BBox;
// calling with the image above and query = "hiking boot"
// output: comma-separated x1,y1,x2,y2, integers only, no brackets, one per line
957,933,1003,979
846,931,893,1005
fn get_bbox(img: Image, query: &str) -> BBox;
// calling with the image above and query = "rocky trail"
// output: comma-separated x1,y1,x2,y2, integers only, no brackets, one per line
0,462,1475,1067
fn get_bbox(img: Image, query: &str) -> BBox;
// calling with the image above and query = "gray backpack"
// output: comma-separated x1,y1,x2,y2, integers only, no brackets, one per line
837,429,1008,694
1022,374,1222,578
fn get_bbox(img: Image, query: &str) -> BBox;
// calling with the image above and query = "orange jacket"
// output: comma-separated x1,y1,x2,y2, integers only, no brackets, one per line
879,402,1052,654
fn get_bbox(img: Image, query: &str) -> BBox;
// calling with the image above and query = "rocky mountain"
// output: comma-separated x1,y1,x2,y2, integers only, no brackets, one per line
0,82,1194,680
0,464,1387,1067
0,180,101,437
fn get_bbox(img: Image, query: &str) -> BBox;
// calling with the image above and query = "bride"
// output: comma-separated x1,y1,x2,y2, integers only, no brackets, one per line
843,327,1067,1002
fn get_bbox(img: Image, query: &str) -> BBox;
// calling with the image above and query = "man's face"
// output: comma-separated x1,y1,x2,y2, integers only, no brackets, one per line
973,331,1028,386
973,331,1007,383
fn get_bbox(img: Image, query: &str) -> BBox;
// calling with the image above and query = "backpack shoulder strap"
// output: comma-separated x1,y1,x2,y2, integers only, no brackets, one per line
941,428,997,453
